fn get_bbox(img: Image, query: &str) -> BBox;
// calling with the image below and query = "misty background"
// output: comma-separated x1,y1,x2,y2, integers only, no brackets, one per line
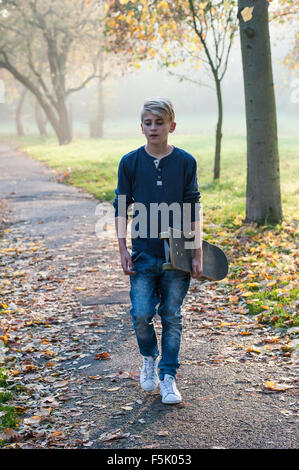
0,23,298,139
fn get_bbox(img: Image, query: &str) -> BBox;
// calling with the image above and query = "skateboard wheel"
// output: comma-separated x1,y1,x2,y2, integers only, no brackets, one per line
162,262,174,270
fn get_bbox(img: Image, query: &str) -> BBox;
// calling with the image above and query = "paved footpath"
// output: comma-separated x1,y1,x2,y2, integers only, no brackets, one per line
0,143,298,449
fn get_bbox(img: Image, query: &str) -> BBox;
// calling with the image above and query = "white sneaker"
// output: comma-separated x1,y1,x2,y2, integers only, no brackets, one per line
140,356,159,392
159,374,182,404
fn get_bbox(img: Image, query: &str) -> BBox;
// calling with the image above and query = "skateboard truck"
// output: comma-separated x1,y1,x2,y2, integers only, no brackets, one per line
160,228,195,271
159,227,229,281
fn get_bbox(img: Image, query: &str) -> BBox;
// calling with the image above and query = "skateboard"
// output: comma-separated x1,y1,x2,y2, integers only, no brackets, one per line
159,227,229,281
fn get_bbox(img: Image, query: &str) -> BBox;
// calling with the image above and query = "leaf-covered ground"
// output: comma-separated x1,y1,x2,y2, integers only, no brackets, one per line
203,212,298,330
0,143,298,449
0,216,298,449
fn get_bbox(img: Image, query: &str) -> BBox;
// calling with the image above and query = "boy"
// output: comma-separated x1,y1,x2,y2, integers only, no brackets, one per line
113,97,202,404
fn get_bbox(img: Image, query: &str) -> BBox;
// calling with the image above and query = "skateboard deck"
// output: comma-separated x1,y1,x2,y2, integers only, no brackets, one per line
159,227,229,281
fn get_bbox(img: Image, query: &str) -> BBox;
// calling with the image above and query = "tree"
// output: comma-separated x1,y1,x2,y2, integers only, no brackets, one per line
104,0,238,179
269,0,298,22
284,34,299,77
0,69,28,135
187,0,238,179
1,67,51,136
0,0,104,145
34,97,48,136
238,0,282,225
89,50,110,138
15,86,27,136
269,0,299,79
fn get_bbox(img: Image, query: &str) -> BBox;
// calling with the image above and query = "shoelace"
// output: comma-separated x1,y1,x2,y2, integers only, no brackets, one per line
143,359,156,379
162,377,175,394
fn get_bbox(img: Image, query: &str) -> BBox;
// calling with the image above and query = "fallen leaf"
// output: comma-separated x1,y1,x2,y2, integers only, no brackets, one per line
118,370,140,380
0,428,23,442
23,415,42,426
264,337,279,344
128,371,140,380
188,306,200,312
49,430,63,437
246,346,261,354
53,380,69,388
94,352,111,360
24,364,38,372
263,381,293,392
98,428,130,442
219,321,236,327
47,430,65,441
260,305,271,310
156,430,169,436
40,397,60,407
143,442,160,449
241,291,253,297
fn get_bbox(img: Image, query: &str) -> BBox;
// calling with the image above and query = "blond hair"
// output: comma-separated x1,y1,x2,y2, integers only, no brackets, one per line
141,97,175,123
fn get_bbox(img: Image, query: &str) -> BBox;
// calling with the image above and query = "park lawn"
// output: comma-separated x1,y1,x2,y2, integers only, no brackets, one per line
2,133,298,219
1,133,298,332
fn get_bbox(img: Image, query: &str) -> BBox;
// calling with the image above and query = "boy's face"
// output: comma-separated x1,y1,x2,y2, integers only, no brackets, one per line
141,111,176,145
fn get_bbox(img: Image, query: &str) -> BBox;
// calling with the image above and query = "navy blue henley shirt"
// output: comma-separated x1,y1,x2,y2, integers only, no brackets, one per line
113,145,201,257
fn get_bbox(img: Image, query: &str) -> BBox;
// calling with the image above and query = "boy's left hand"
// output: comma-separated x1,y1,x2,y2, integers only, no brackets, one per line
191,252,203,279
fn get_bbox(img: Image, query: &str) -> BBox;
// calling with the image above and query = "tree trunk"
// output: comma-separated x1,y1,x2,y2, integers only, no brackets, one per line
1,56,72,145
15,87,27,136
56,98,72,145
90,76,104,138
96,75,104,138
238,0,282,225
214,78,223,180
69,101,73,140
34,99,48,136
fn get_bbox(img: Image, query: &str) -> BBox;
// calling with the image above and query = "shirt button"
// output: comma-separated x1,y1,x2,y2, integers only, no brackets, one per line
158,176,161,179
158,168,162,171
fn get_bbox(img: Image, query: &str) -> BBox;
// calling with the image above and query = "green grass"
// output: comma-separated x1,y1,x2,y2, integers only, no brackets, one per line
1,133,298,221
245,285,299,329
0,368,19,446
247,301,299,329
0,368,9,388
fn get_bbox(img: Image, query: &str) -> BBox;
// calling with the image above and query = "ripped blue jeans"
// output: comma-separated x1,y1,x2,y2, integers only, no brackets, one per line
129,251,190,380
